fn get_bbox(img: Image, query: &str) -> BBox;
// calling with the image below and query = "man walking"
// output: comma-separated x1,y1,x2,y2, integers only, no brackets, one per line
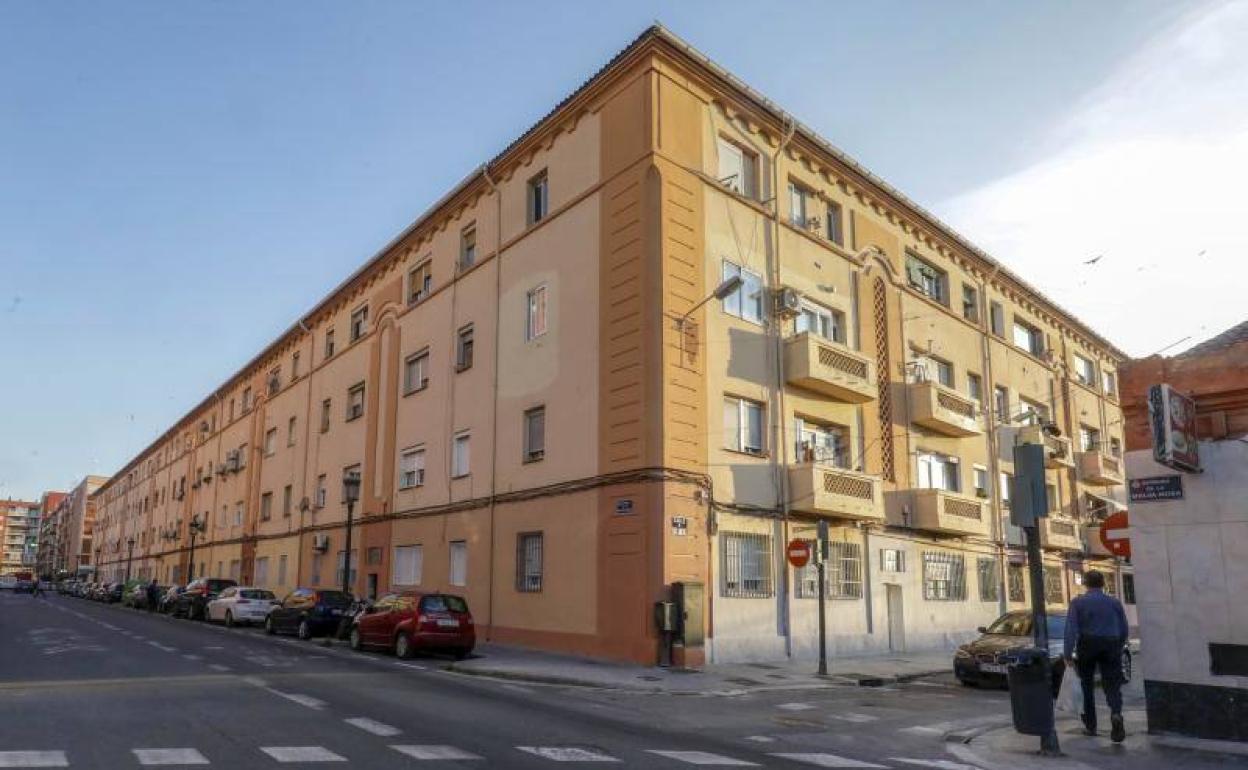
1064,570,1129,742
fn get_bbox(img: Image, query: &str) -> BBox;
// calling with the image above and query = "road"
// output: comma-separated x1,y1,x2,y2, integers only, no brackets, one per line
0,590,1212,769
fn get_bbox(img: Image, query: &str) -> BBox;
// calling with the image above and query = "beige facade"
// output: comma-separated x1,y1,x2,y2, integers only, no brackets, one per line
91,26,1127,663
1,498,41,574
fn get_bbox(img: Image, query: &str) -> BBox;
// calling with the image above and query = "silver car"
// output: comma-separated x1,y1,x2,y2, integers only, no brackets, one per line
206,586,279,627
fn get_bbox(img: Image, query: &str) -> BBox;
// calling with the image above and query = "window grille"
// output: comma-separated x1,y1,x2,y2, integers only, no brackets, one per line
516,532,543,593
922,551,966,600
795,540,863,599
977,557,1000,602
1122,573,1136,604
1043,566,1064,604
721,532,772,598
1007,564,1026,602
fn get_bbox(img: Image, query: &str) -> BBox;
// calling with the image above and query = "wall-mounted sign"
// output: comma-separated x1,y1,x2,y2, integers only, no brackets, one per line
614,499,635,516
670,516,688,536
1148,384,1200,472
1129,475,1184,503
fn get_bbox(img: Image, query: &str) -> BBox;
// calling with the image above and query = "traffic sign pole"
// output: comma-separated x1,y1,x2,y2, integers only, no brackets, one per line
817,520,829,677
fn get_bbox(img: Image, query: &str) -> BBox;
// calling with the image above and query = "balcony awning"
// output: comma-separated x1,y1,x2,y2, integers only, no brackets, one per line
1083,491,1127,514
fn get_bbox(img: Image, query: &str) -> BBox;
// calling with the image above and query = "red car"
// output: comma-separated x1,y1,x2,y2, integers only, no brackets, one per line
350,592,474,659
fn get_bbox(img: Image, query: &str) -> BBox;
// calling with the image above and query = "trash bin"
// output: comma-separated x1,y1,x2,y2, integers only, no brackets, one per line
1007,647,1055,736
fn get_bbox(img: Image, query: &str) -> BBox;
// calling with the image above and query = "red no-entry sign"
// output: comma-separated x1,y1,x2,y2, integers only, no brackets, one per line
1099,510,1131,559
787,539,811,568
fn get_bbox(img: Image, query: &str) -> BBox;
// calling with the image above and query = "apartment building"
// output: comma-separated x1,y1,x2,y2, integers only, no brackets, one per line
91,26,1128,664
36,478,106,579
33,490,67,577
0,498,41,574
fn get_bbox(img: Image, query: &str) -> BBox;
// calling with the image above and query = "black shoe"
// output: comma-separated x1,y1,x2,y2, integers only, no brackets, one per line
1110,714,1125,743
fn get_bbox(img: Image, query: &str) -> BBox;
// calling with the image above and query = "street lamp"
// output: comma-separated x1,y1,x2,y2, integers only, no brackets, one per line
187,514,205,583
676,275,743,331
337,469,362,640
125,537,135,583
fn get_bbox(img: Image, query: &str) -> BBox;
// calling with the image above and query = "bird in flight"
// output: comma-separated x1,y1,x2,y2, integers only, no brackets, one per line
1083,254,1103,265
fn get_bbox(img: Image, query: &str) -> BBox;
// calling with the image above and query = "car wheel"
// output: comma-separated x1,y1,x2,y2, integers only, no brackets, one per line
349,627,362,651
453,648,470,661
394,632,413,659
297,619,312,641
225,611,234,629
265,616,276,635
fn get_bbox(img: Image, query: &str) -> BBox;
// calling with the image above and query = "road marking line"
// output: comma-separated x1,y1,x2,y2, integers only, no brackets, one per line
344,717,401,736
394,662,427,670
146,641,176,652
133,748,210,765
767,754,886,768
204,646,225,650
745,736,775,743
268,691,326,709
516,747,620,762
391,745,482,761
890,759,982,770
828,713,879,723
776,702,816,711
241,676,267,687
646,750,757,765
0,751,69,767
208,664,231,672
260,747,345,763
182,654,203,661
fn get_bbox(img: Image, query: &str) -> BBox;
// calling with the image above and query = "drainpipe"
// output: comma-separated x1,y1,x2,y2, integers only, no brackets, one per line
769,118,797,657
977,266,1008,616
297,320,315,589
482,164,502,641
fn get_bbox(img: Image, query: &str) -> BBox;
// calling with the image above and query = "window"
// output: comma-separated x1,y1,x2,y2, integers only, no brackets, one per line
264,428,277,457
456,326,474,371
320,399,332,433
1018,396,1048,426
788,182,813,229
350,306,368,342
448,540,467,586
315,475,327,508
310,554,322,585
880,548,905,573
994,386,1010,422
978,557,1000,602
393,544,423,585
905,253,947,304
403,350,429,394
1073,354,1097,387
962,284,980,323
366,547,382,566
241,387,253,414
346,383,365,421
268,367,282,395
826,201,844,245
999,472,1012,509
526,285,548,340
917,452,960,492
795,541,862,599
973,466,989,498
795,417,847,467
292,351,301,379
237,444,247,469
721,260,763,324
932,357,954,388
1008,564,1026,602
229,560,241,581
452,433,471,478
255,556,269,586
516,532,543,592
287,416,297,446
1079,424,1101,452
1013,320,1045,356
922,552,967,600
716,137,757,198
1109,436,1122,458
399,447,425,489
523,407,546,462
277,555,288,586
233,502,244,526
794,300,845,343
1043,566,1064,604
260,492,272,522
527,171,549,225
407,260,433,304
1122,573,1136,604
721,532,772,598
967,372,983,404
1104,371,1118,398
989,301,1005,336
723,396,765,455
455,225,476,272
324,329,335,359
335,549,358,588
282,485,292,517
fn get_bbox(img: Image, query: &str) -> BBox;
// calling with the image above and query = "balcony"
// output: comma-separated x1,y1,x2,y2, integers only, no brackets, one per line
789,465,883,522
1083,524,1112,557
1016,425,1075,469
912,488,991,537
1078,451,1124,486
1039,516,1083,551
784,333,876,403
910,380,981,437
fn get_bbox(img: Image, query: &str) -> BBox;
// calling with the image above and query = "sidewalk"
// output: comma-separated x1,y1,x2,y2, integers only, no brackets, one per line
444,642,953,693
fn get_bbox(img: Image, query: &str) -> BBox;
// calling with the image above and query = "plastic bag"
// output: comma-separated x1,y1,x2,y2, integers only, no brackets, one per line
1056,668,1083,713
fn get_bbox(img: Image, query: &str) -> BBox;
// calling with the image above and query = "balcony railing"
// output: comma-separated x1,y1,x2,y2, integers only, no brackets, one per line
912,488,991,537
910,380,982,437
1078,450,1124,486
784,333,876,403
1016,425,1074,469
1039,516,1083,551
789,464,883,522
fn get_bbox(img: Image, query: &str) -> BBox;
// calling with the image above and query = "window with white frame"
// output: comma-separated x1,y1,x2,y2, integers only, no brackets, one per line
994,385,1010,422
1073,353,1097,387
724,396,765,455
999,471,1012,509
403,349,429,394
1104,371,1118,398
1013,319,1045,356
962,284,980,323
917,452,960,492
826,201,844,245
452,433,471,478
721,531,772,598
392,544,423,586
973,466,989,498
967,372,983,403
905,252,947,304
880,548,905,573
794,300,845,343
399,447,425,489
526,285,548,340
407,260,433,305
448,540,467,586
1079,424,1101,452
515,532,543,592
789,182,814,229
716,137,757,198
720,260,764,324
523,406,545,462
795,417,847,467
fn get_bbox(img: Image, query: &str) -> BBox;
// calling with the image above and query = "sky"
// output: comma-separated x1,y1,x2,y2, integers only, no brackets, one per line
0,0,1237,499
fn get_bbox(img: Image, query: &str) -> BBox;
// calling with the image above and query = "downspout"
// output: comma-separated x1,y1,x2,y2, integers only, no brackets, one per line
298,320,315,589
769,117,797,657
977,266,1008,616
482,164,502,641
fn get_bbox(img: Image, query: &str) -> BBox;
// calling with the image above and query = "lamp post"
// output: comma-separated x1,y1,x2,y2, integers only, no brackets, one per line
337,469,362,640
187,514,205,583
125,537,136,583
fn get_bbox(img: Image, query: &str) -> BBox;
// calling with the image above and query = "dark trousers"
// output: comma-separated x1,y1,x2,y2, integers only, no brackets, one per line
1076,636,1124,728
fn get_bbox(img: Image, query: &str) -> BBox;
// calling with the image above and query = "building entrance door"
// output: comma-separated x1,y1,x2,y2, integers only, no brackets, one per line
886,584,905,652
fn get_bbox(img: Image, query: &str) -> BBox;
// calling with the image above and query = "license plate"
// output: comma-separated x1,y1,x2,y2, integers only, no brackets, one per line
981,663,1007,674
436,618,460,629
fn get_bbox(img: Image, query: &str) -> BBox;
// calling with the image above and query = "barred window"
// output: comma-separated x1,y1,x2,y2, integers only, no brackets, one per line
795,541,863,599
721,532,772,598
1122,573,1136,604
922,552,966,601
516,532,543,593
977,557,1000,602
1043,566,1064,604
880,548,905,573
1008,564,1026,602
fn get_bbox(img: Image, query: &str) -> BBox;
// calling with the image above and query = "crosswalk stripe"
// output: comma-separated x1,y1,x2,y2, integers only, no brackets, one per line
259,747,345,763
344,717,401,737
889,759,982,770
646,750,756,766
391,745,482,761
133,748,210,766
828,713,878,723
768,754,887,768
516,747,620,762
775,702,816,712
0,751,68,768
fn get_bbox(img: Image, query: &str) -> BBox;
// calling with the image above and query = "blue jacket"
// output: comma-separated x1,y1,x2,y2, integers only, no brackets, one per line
1064,588,1128,658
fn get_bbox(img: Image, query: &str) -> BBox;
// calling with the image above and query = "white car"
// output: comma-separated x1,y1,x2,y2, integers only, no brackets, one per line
0,576,16,590
206,586,278,627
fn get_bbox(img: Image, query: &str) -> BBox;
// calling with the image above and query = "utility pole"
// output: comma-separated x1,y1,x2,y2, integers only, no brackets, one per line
816,519,829,676
337,470,362,640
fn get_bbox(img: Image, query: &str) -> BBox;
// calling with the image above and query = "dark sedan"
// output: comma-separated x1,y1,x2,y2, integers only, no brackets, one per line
265,588,354,640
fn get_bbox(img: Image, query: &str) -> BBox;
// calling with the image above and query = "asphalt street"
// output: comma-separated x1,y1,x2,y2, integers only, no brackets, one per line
0,591,1225,769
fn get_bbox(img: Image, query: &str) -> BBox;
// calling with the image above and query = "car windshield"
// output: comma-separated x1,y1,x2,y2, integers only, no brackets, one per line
985,613,1067,638
207,580,235,592
241,590,275,601
421,595,468,613
316,591,353,607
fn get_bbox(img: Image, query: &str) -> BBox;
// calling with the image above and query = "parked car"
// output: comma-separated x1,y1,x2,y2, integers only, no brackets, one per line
206,586,278,627
105,582,125,603
173,578,238,620
349,592,475,660
953,610,1132,691
0,575,16,590
158,585,186,614
13,578,34,594
265,588,354,640
121,580,148,607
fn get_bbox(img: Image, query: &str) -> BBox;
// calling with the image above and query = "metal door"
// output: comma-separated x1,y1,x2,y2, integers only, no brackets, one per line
886,583,905,652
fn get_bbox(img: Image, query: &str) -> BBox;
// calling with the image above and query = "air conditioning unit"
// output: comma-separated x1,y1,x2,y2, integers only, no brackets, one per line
805,216,822,232
775,287,802,318
312,533,330,552
226,451,240,473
